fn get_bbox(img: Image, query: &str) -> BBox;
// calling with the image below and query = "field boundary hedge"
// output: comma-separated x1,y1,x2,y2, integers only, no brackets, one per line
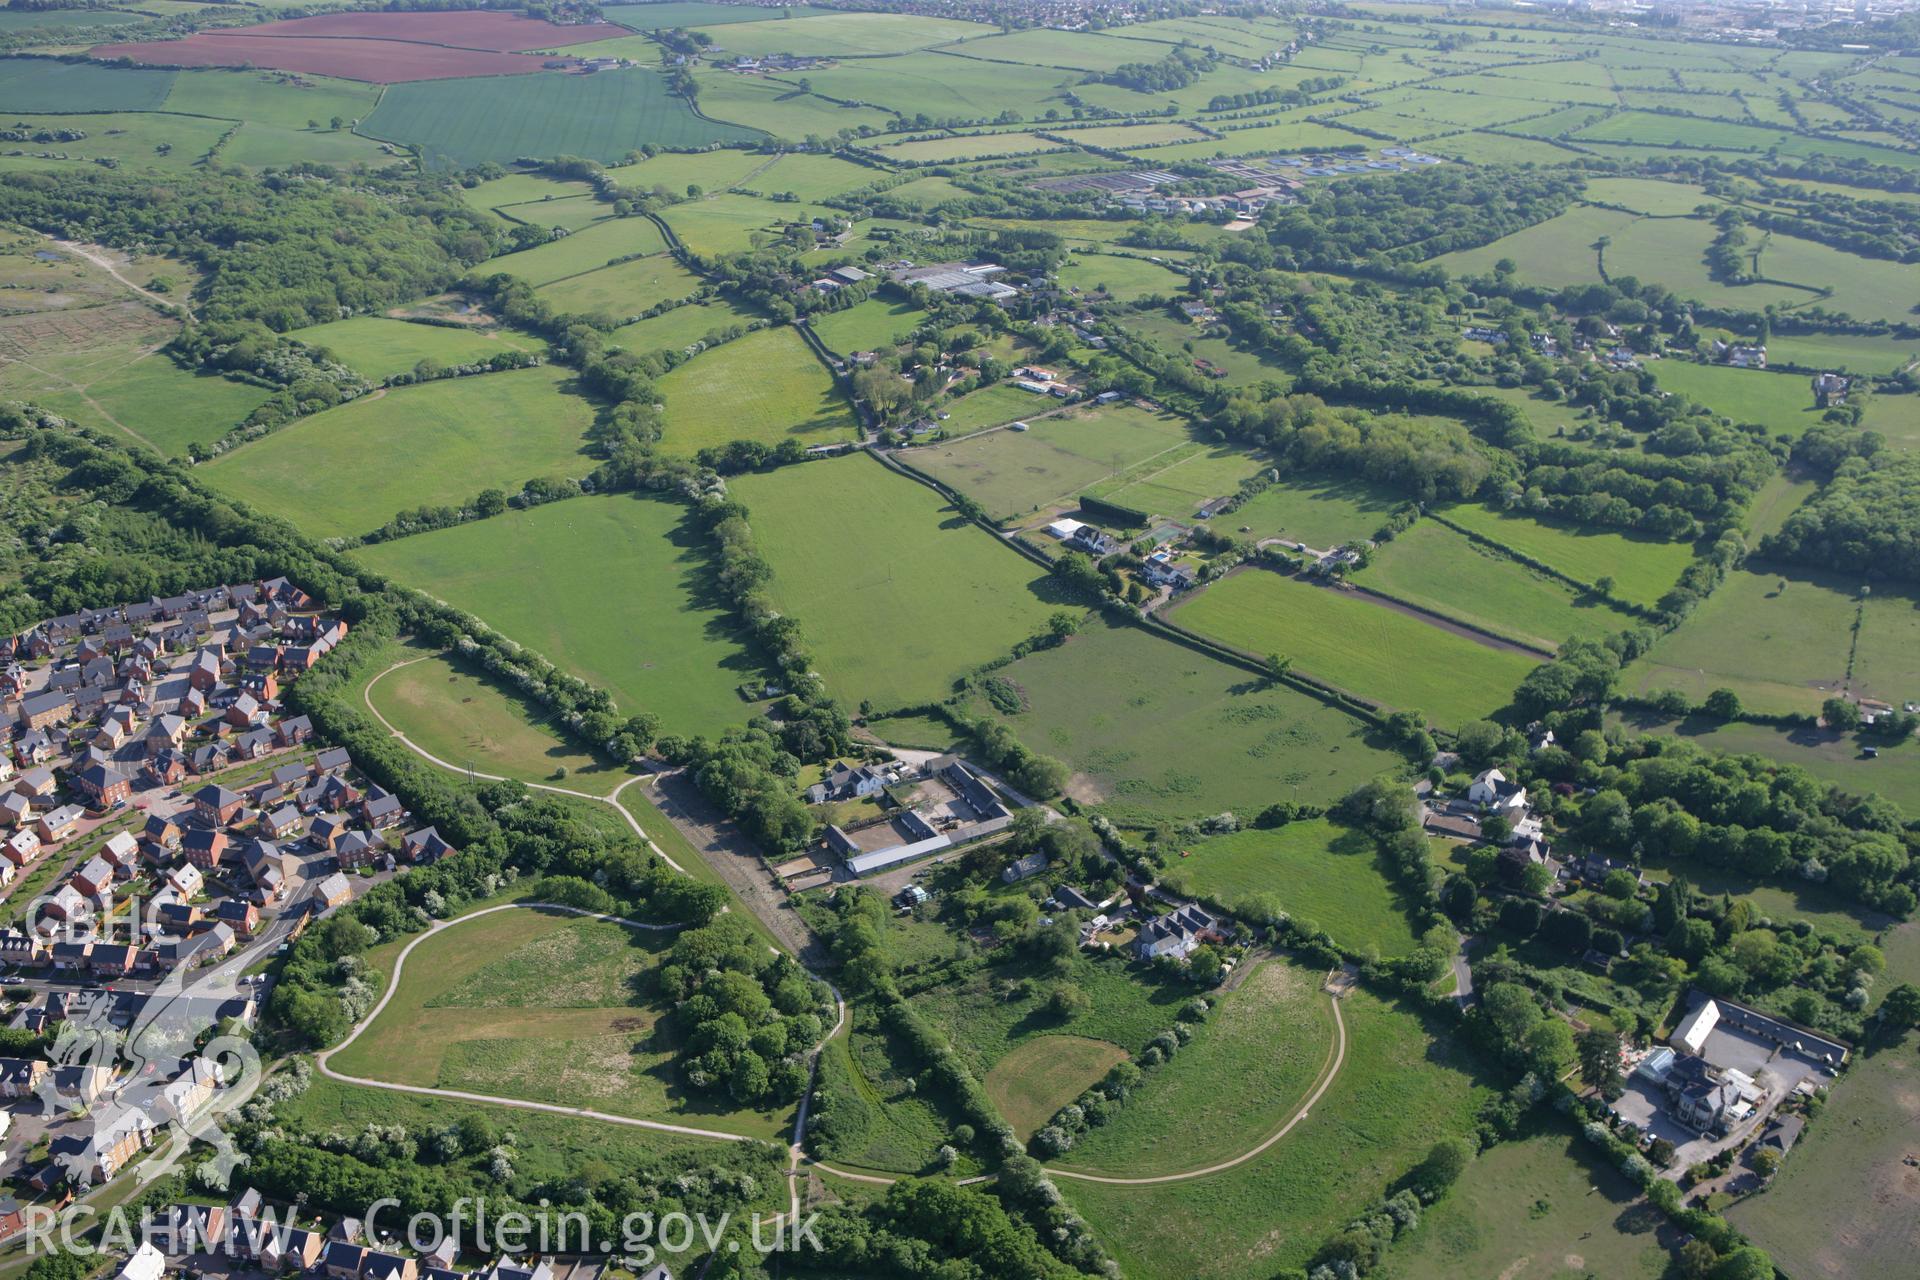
1341,580,1559,659
1424,510,1661,621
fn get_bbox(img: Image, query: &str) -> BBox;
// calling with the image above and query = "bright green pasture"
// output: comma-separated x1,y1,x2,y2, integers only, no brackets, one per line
1054,961,1334,1173
0,110,229,172
203,366,597,540
790,53,1072,123
487,218,672,287
223,122,399,169
23,353,270,459
1438,503,1696,608
689,71,896,139
1060,991,1487,1280
464,172,598,212
655,325,855,454
1606,216,1816,312
1172,570,1539,727
1429,205,1633,286
1380,1123,1671,1280
160,69,379,130
659,192,831,256
1057,252,1188,302
360,68,759,169
1649,360,1826,435
1160,820,1420,956
610,300,758,355
752,151,886,200
1622,568,1858,715
356,492,764,737
607,148,767,195
1358,521,1639,651
535,253,703,319
363,644,624,794
874,131,1064,163
729,453,1062,709
947,28,1168,73
291,316,547,382
1215,474,1400,549
1853,585,1920,710
908,402,1193,519
1583,176,1722,215
607,2,838,28
963,614,1402,822
806,298,926,355
1765,330,1919,375
1085,440,1267,521
489,194,608,232
1758,232,1920,325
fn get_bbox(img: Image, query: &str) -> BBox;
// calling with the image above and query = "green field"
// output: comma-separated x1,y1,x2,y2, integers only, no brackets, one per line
0,58,175,112
686,12,983,56
1358,520,1641,651
202,365,597,540
1853,584,1920,710
1173,570,1540,727
1765,330,1920,375
1429,205,1634,286
328,905,787,1140
689,71,896,139
1053,960,1333,1172
13,350,270,459
658,192,832,256
361,68,760,168
1086,440,1268,521
1728,1026,1920,1280
1623,568,1857,716
487,218,673,286
1438,503,1696,608
982,1035,1129,1139
1582,176,1721,216
1757,231,1920,326
1649,360,1828,435
962,613,1403,822
655,325,855,455
1380,1122,1672,1280
806,298,926,355
356,492,764,738
291,316,547,382
1160,819,1420,956
1057,252,1190,302
534,253,702,319
610,300,758,355
364,645,626,794
159,69,382,131
0,110,230,173
1612,709,1920,813
926,383,1052,436
908,403,1194,519
608,2,840,29
729,453,1061,709
1060,991,1488,1280
1215,474,1401,548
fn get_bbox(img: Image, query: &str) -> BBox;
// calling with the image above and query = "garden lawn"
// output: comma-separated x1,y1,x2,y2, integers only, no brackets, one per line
984,1035,1129,1139
355,492,763,738
366,646,626,794
202,366,597,540
1159,820,1420,956
1378,1122,1671,1280
1438,503,1696,608
1055,960,1333,1172
290,315,546,382
961,615,1402,823
908,403,1193,519
1059,990,1488,1280
806,298,926,355
1172,570,1540,728
535,254,703,319
729,453,1061,709
655,326,856,454
1357,521,1640,651
1622,568,1858,716
328,907,787,1140
1218,473,1401,549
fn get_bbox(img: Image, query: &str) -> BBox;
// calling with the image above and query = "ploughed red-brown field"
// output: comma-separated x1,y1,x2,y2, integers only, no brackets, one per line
92,11,625,83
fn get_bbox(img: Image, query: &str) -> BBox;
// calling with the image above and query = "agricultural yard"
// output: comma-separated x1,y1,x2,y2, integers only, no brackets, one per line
1157,820,1421,956
328,904,789,1140
355,492,763,739
1059,991,1488,1280
654,325,855,455
201,365,597,540
1053,960,1335,1173
729,454,1062,710
363,68,758,166
360,643,625,794
906,402,1195,519
1357,520,1641,651
1436,503,1697,609
960,614,1404,824
291,315,546,382
1622,568,1859,716
1172,569,1541,728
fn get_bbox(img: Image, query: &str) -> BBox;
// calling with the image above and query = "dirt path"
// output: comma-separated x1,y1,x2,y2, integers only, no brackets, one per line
51,238,185,317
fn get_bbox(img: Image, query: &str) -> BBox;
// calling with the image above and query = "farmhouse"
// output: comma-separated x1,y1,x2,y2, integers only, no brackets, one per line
1131,903,1219,961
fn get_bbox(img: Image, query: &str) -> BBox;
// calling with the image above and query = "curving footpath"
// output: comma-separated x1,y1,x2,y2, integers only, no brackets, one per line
357,660,1355,1195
